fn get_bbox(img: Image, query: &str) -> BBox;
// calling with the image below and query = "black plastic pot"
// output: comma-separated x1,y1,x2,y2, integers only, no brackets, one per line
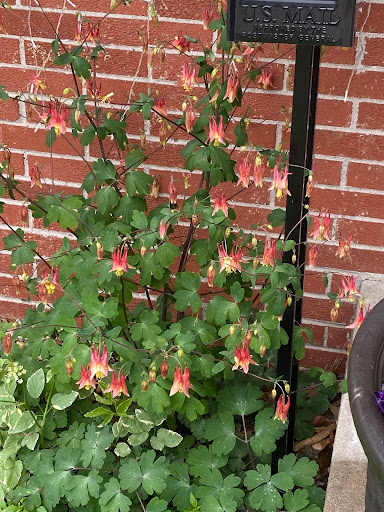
348,298,384,512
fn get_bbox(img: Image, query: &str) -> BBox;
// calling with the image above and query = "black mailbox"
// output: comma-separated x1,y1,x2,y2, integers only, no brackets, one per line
227,0,357,46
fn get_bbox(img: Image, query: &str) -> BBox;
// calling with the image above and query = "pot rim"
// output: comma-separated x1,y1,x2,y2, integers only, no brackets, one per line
348,297,384,481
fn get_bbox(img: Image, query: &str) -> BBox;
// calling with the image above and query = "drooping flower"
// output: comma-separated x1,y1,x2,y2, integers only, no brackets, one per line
306,175,314,197
30,165,42,188
269,165,291,198
160,360,169,379
168,179,178,209
308,245,319,267
203,2,215,29
224,73,240,103
172,35,190,52
151,175,160,198
254,155,266,188
77,365,96,390
274,394,290,423
237,158,252,188
104,370,129,398
313,212,331,241
208,116,226,147
20,204,28,225
346,305,370,329
154,97,168,117
217,244,243,273
339,274,359,301
28,74,46,95
110,246,134,276
37,266,60,303
207,265,216,288
330,305,339,322
181,62,197,91
47,104,66,135
159,219,169,239
169,365,193,397
212,193,229,216
335,232,352,259
242,43,263,59
185,104,197,132
13,273,22,295
258,68,274,89
232,344,257,374
262,239,277,267
89,344,112,380
3,332,12,356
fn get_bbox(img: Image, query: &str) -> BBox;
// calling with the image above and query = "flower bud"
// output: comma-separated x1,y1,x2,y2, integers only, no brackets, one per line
21,204,28,225
244,330,252,343
21,271,27,282
287,296,292,306
3,332,12,355
141,379,149,391
292,253,296,264
140,245,147,257
178,348,184,358
192,214,199,227
149,369,156,383
207,265,215,288
330,306,339,322
110,0,117,10
272,388,277,399
65,359,74,376
251,235,258,248
96,242,103,261
160,360,169,379
17,340,25,350
285,383,290,393
63,87,70,95
253,257,258,269
260,344,266,357
228,325,235,336
75,109,81,124
225,227,231,238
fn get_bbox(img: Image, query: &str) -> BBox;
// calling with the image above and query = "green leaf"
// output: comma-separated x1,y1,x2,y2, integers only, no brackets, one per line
73,55,91,79
162,461,197,511
114,442,131,457
81,125,96,146
146,497,169,512
278,454,318,488
11,241,37,265
284,489,310,512
230,281,244,303
251,408,287,456
205,296,240,326
51,391,78,410
268,208,286,227
119,450,170,495
135,382,171,414
65,470,103,507
80,424,114,469
94,186,119,214
53,52,73,65
196,468,244,506
27,368,45,399
174,272,202,314
151,428,182,450
93,159,117,184
217,381,263,416
0,458,22,491
131,309,161,342
131,210,148,229
187,445,228,477
204,412,236,455
99,478,132,512
125,170,152,197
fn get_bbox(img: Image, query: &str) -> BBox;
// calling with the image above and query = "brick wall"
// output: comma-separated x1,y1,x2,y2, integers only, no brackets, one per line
0,0,382,371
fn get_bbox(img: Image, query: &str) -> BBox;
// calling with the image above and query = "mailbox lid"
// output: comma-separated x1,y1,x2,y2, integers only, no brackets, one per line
227,0,356,46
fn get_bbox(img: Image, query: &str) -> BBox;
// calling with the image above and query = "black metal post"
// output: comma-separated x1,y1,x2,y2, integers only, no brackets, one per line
272,45,321,469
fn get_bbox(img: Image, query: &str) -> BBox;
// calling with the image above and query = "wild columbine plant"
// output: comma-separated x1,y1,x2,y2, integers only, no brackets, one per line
0,1,364,511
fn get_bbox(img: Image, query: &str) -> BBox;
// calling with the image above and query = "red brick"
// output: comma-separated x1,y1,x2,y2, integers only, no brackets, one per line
21,0,148,16
312,158,342,186
326,326,351,349
311,187,384,218
302,296,354,323
349,71,384,101
1,124,85,157
316,98,352,127
315,129,384,161
0,100,20,122
238,91,292,122
362,37,384,67
304,271,327,294
0,37,20,64
356,3,384,34
357,101,384,130
318,67,351,97
316,243,384,275
156,0,213,21
320,44,357,66
337,218,384,247
0,299,35,320
27,155,89,185
302,347,346,372
301,322,325,346
347,162,384,190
